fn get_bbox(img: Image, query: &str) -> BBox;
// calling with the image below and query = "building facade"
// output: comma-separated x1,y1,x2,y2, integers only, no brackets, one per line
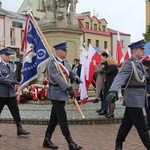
0,2,26,62
77,12,130,58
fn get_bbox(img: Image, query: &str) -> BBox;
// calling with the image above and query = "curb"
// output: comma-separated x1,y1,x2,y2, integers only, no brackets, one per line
0,117,123,125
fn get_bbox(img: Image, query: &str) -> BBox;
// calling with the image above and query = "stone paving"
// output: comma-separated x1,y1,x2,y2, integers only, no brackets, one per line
0,123,146,150
0,100,148,150
0,100,125,123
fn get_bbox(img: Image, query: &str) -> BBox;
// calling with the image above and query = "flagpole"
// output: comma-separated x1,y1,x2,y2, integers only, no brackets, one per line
29,13,85,119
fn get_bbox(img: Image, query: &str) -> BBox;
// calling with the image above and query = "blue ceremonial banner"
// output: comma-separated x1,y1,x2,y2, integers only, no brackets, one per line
20,14,50,90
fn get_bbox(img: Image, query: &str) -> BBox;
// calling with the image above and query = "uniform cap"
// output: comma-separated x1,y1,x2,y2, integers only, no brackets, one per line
53,42,67,50
128,39,145,50
0,48,11,55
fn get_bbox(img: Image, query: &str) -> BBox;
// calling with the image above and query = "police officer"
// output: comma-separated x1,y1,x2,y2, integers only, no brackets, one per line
106,40,150,150
43,42,82,150
142,59,150,130
0,48,30,136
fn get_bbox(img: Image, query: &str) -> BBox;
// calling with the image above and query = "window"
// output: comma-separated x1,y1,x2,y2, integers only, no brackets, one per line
85,22,89,29
10,28,15,46
102,25,106,32
96,40,99,47
12,21,23,28
87,39,91,47
104,41,107,49
94,24,97,30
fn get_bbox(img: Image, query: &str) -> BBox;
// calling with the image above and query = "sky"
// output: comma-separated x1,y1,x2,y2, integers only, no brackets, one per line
1,0,146,42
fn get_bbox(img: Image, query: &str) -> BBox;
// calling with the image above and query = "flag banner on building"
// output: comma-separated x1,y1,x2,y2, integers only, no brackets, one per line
86,44,101,88
19,14,50,91
79,47,88,104
116,31,124,66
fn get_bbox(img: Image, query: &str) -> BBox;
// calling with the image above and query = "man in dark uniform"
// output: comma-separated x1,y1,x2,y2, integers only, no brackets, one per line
142,58,150,130
0,48,30,136
43,42,82,150
106,40,150,150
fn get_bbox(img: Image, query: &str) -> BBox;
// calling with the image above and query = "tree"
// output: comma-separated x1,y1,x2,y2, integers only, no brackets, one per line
143,24,150,42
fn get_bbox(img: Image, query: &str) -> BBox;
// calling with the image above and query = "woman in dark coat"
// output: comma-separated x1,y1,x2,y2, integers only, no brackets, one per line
104,56,118,118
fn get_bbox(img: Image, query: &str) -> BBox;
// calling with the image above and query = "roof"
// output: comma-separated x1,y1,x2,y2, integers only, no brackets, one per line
0,8,26,20
76,13,130,36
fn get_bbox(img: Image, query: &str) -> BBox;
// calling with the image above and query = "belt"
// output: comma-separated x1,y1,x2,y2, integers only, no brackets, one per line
127,85,146,89
49,83,59,86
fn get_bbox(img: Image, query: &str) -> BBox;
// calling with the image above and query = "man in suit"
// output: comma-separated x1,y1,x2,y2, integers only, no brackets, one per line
106,40,150,150
0,48,30,136
43,42,82,150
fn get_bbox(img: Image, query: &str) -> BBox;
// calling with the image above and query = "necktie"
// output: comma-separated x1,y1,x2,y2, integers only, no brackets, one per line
6,64,10,72
62,61,64,66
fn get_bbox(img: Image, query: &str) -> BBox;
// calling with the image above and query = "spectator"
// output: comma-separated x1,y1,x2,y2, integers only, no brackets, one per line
104,56,118,118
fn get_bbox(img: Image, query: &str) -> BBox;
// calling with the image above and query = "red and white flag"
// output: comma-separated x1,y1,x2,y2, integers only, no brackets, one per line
124,48,131,61
116,31,124,66
86,44,101,88
79,47,88,104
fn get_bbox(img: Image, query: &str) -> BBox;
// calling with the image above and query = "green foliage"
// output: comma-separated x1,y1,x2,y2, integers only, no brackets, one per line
143,24,150,42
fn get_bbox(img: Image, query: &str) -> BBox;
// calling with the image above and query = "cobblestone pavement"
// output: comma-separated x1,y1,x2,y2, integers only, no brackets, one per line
0,123,146,150
0,100,125,121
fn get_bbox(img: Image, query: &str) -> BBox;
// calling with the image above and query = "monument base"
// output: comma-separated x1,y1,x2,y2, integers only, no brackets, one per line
39,23,82,64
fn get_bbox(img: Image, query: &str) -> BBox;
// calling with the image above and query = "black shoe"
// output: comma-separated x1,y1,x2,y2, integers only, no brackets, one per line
98,111,107,115
69,141,82,150
0,134,2,137
17,127,30,136
96,109,102,113
43,140,58,149
115,146,122,150
106,114,114,118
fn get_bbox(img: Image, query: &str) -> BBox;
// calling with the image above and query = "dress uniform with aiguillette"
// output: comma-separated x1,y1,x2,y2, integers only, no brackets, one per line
43,42,82,150
106,40,150,150
0,48,30,136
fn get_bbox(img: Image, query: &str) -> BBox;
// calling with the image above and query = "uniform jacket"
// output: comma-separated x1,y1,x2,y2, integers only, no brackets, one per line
46,57,76,101
109,56,147,108
0,61,16,98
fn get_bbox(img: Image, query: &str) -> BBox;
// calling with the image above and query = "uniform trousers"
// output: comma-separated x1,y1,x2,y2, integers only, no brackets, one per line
116,107,150,148
0,97,21,127
46,100,70,138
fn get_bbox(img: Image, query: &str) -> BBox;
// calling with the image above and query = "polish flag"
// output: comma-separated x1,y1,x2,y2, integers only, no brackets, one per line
79,47,89,104
124,48,131,61
86,44,101,88
116,31,124,66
